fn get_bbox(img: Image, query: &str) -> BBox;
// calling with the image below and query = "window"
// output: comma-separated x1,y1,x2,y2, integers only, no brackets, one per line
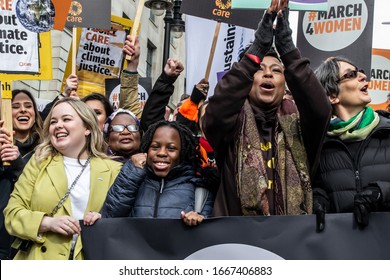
146,41,156,77
149,9,156,23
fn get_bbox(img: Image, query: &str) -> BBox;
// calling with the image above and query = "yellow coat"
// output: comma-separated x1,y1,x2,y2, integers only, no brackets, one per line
4,154,122,260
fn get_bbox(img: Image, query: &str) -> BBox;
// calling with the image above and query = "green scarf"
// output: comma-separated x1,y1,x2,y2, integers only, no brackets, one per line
328,107,380,141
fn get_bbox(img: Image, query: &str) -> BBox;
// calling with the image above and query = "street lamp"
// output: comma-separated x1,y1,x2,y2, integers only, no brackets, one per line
145,0,185,69
144,0,173,16
170,0,185,39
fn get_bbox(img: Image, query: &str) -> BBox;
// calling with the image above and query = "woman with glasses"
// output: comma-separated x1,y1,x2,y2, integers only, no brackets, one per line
103,109,142,163
313,56,390,231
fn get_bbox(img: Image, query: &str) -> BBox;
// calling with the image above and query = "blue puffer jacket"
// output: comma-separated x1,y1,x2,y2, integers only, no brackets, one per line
101,160,214,218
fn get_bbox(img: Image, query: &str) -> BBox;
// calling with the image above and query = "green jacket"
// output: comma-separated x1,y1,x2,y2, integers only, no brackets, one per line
4,154,122,260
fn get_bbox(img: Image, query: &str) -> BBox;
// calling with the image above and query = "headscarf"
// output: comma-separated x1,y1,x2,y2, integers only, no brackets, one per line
102,108,141,139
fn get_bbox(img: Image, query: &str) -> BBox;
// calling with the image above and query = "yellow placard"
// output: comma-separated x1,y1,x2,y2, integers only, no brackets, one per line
61,16,137,98
0,81,12,99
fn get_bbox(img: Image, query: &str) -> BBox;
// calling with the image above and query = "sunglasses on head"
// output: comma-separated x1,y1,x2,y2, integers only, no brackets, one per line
337,69,365,83
109,124,139,133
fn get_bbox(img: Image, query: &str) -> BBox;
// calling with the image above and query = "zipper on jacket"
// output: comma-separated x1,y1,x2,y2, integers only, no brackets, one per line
355,170,360,191
153,178,164,218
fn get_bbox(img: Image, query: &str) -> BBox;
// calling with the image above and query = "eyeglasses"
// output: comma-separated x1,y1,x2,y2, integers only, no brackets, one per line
109,124,139,133
337,69,365,83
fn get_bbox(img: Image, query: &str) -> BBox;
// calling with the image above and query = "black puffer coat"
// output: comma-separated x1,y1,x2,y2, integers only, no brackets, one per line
313,111,390,213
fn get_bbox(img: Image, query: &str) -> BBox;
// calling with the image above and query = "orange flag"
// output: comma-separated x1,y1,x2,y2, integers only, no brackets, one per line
52,0,72,31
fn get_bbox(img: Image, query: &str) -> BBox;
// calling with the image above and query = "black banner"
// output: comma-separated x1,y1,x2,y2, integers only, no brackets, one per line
180,0,263,29
65,0,111,29
296,0,374,73
81,213,390,260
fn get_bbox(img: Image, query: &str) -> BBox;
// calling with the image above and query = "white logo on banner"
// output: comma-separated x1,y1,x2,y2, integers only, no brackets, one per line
185,243,284,260
302,0,368,51
108,83,149,111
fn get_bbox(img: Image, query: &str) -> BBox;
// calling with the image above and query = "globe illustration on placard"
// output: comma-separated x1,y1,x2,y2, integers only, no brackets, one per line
16,0,55,33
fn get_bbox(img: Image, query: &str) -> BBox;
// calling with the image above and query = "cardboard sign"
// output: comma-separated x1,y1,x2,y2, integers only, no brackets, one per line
296,0,374,74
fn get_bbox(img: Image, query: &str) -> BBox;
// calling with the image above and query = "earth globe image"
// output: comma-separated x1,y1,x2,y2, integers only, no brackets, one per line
16,0,55,33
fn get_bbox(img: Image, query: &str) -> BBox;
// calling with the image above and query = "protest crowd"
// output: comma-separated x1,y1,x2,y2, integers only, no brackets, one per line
1,0,390,260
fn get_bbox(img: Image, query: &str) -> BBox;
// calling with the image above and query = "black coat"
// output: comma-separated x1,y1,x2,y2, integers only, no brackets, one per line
203,49,332,216
313,111,390,213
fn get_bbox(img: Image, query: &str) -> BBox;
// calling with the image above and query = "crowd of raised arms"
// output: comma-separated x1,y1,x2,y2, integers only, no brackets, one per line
1,0,390,260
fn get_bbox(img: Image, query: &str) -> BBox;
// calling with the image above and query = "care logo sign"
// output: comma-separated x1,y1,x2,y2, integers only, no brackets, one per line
368,49,390,110
65,0,111,30
302,0,367,51
180,0,261,30
212,0,232,19
215,0,231,10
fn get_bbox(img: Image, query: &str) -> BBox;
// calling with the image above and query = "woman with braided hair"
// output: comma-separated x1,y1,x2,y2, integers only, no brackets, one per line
88,120,214,226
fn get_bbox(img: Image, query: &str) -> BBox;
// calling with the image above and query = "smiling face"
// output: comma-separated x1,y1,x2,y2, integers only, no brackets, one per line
49,102,90,158
331,61,370,117
12,92,36,141
249,56,286,110
107,113,141,158
84,99,107,132
146,126,181,177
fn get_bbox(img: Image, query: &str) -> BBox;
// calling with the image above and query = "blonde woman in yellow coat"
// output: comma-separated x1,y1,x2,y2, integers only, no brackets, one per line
4,98,122,260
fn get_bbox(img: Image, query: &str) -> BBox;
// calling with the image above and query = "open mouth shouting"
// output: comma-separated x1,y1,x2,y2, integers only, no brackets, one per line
260,81,275,92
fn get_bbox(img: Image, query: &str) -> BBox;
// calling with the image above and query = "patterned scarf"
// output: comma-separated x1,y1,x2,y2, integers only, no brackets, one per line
327,107,379,141
236,100,312,216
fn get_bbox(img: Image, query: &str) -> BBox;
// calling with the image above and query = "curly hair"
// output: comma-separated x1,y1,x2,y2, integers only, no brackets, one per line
140,120,203,172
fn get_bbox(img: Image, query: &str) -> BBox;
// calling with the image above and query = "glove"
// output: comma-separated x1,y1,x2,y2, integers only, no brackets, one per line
274,7,295,57
200,166,220,195
247,10,277,59
313,193,329,232
353,185,382,228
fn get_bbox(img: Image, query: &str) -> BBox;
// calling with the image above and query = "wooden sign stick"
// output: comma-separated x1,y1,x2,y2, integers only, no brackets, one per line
204,21,221,81
0,81,13,166
72,26,77,74
127,0,145,61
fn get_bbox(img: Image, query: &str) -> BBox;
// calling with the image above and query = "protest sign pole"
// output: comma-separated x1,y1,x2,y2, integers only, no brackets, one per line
71,27,78,95
126,0,144,60
72,27,77,74
0,81,13,166
204,21,221,81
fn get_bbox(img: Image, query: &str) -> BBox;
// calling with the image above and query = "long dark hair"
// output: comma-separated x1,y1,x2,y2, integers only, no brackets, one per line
12,89,43,141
